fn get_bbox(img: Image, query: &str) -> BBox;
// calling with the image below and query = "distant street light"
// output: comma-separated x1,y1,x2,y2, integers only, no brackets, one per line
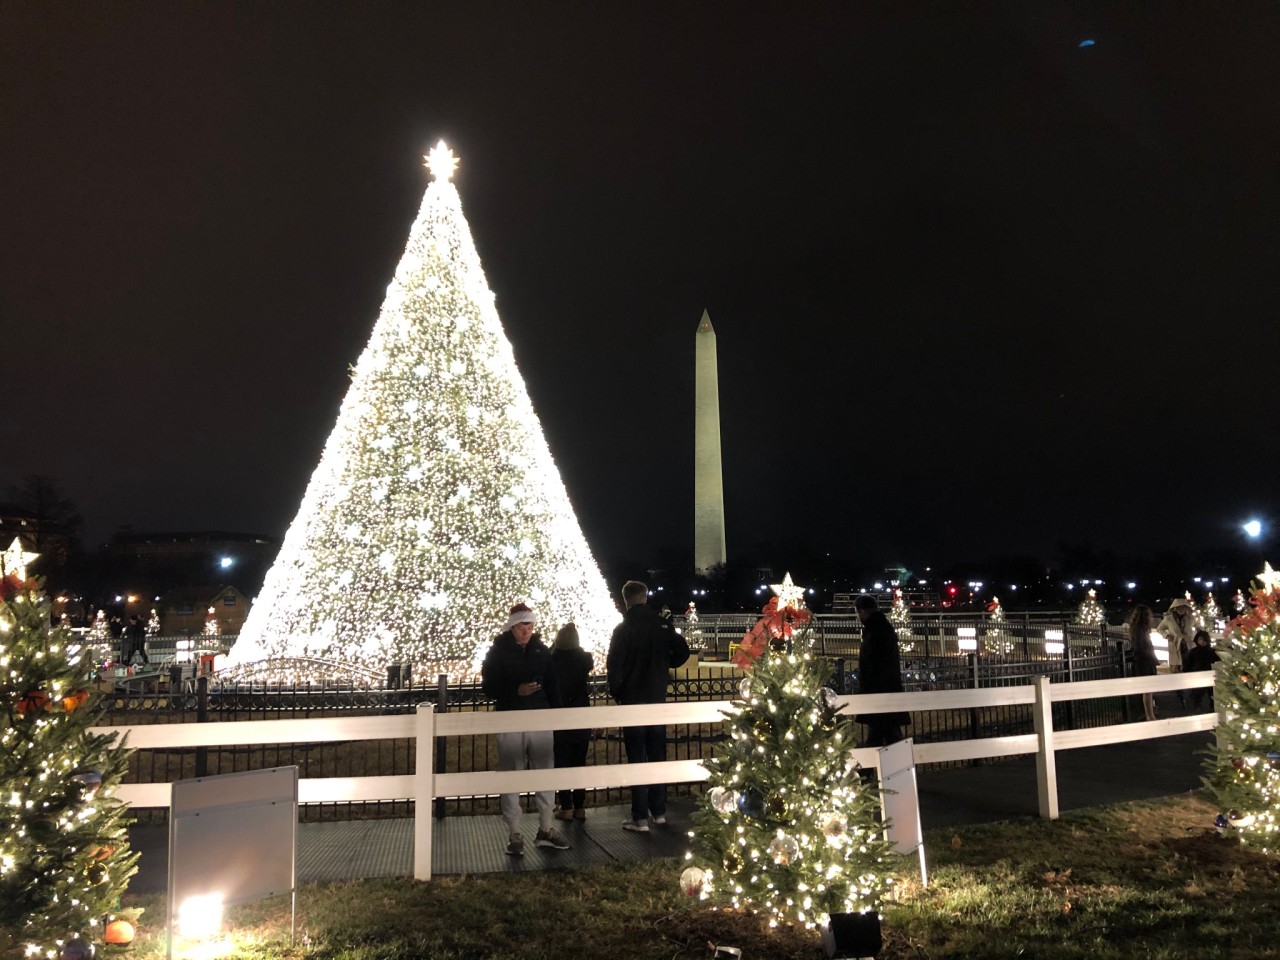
1243,519,1263,539
220,556,235,569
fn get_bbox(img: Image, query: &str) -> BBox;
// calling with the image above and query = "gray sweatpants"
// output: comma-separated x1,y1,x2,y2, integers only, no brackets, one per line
497,729,555,835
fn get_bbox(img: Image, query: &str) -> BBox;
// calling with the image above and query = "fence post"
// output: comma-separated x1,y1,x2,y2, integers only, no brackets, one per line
1021,611,1030,659
195,676,209,778
414,702,436,881
1063,640,1076,729
1117,643,1132,723
434,674,449,819
1033,676,1059,819
967,653,980,763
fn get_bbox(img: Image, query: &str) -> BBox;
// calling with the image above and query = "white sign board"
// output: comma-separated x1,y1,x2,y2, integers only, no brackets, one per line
878,738,928,887
169,766,298,908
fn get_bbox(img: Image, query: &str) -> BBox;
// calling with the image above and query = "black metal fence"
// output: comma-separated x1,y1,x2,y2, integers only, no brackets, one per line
104,621,1134,825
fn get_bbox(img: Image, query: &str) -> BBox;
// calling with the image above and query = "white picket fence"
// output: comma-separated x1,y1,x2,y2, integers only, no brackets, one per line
90,670,1219,881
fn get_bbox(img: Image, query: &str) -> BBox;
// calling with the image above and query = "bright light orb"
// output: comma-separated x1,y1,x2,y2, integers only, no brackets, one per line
425,140,459,181
1243,519,1263,539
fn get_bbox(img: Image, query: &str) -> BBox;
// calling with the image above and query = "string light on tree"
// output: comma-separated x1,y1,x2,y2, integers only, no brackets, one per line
1075,587,1105,627
87,610,110,644
203,606,220,638
224,142,616,680
1205,561,1280,852
1203,591,1225,635
985,596,1011,655
888,589,913,653
686,573,898,928
0,555,138,958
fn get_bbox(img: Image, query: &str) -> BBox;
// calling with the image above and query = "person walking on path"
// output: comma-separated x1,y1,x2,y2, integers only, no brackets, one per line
548,622,594,821
480,602,571,857
607,580,691,833
854,594,910,747
1128,604,1160,722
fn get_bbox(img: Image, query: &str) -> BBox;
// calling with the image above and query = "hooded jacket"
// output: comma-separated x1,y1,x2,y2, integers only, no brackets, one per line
606,604,690,705
481,630,553,711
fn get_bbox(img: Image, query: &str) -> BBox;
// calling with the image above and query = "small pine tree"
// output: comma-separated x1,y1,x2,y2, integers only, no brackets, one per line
1075,588,1106,626
87,609,110,642
985,597,1011,655
888,589,913,654
146,608,160,637
1204,563,1280,851
0,576,137,957
1202,592,1224,635
686,586,896,928
203,606,221,638
1184,590,1202,630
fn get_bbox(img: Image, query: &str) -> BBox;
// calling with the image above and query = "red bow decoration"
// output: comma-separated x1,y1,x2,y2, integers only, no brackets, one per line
731,596,812,668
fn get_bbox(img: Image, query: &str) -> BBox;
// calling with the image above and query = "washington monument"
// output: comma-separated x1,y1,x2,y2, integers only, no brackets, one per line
694,310,726,572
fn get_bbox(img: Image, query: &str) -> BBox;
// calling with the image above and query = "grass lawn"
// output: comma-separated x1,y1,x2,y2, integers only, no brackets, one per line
112,793,1278,959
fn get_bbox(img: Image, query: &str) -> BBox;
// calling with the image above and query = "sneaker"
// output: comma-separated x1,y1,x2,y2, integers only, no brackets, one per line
535,828,571,850
622,819,650,833
651,814,668,826
573,808,586,821
506,832,525,857
554,808,574,821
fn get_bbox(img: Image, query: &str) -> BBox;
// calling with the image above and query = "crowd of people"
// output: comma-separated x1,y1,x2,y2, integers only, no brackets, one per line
479,584,1222,856
477,585,916,857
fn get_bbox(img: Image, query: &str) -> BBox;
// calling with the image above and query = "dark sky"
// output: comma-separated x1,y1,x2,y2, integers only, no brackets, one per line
2,2,1277,571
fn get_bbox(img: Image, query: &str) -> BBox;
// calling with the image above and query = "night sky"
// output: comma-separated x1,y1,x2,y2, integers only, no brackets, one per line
3,3,1277,573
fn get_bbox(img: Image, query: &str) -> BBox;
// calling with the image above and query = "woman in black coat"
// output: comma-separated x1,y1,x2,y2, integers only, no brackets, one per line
548,623,594,820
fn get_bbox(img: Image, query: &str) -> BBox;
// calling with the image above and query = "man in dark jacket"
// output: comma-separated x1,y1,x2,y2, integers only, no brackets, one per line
855,594,909,747
481,602,570,857
606,580,691,832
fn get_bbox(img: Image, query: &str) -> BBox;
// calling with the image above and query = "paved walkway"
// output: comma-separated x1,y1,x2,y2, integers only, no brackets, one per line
127,703,1213,895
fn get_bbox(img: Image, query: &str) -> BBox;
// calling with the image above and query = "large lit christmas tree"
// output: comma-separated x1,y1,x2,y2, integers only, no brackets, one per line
1074,587,1105,626
685,574,896,928
0,543,137,959
227,143,616,679
1204,562,1280,851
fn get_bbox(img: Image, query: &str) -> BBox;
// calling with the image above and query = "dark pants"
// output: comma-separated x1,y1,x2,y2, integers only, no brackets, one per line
554,732,590,810
862,717,902,748
622,723,667,821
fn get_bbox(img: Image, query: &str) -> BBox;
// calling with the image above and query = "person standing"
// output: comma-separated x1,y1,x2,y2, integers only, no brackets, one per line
854,594,909,747
122,615,149,667
607,580,691,833
1127,604,1160,721
480,602,571,857
548,622,594,821
1183,629,1221,712
1157,597,1196,709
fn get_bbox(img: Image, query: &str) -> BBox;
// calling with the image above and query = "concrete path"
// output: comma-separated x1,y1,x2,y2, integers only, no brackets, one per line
126,705,1214,895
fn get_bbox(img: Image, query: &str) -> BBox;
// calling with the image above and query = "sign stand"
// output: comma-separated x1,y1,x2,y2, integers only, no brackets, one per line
878,738,927,887
166,766,298,959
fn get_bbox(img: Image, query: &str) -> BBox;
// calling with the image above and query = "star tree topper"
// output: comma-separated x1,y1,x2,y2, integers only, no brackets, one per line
0,538,38,580
1258,561,1280,595
770,572,806,610
424,139,459,181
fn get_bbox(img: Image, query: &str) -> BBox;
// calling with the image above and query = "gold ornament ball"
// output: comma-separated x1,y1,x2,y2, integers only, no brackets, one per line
764,794,787,820
722,850,743,874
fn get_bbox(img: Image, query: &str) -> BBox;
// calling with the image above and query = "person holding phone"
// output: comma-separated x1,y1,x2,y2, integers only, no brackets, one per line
481,602,571,856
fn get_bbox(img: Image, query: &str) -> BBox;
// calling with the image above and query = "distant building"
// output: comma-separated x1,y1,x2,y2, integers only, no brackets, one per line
159,585,250,636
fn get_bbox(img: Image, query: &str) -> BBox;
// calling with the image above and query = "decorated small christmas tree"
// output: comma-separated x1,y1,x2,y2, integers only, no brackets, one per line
203,606,221,638
87,609,110,643
888,589,913,654
684,600,703,651
685,574,896,928
0,543,137,958
1075,587,1106,626
146,608,160,638
985,596,1011,655
1204,562,1280,851
226,142,615,679
1202,591,1224,635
